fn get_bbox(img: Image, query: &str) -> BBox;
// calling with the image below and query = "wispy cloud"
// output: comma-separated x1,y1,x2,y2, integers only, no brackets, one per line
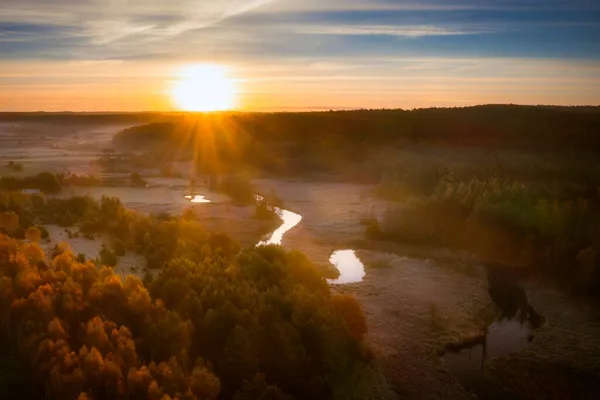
85,20,156,44
1,0,275,45
298,24,496,37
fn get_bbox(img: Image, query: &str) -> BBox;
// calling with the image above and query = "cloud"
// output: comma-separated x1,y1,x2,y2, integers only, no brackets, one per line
0,0,275,45
124,0,275,40
2,0,599,61
297,24,496,37
85,20,156,44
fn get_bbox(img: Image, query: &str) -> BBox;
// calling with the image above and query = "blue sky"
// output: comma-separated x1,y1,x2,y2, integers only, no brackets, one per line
1,0,599,110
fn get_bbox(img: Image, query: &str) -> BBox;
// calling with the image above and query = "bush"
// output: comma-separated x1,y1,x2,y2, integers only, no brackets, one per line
34,172,62,193
99,244,117,266
13,227,25,240
254,200,280,221
30,194,45,208
212,175,256,205
25,226,41,242
39,226,49,239
155,211,172,221
0,173,62,193
113,238,126,256
182,207,197,220
6,161,24,172
364,219,384,240
130,172,147,187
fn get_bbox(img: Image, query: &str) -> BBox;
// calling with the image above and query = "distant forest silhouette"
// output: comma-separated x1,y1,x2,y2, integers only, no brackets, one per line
4,105,600,153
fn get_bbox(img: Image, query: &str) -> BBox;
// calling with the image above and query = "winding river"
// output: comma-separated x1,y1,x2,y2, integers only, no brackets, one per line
256,207,302,246
256,204,365,284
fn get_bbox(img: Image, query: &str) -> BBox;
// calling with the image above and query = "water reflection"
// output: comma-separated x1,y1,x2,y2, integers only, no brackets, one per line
486,319,531,358
257,208,302,246
327,250,366,284
184,194,210,203
444,263,544,398
486,263,543,328
445,319,531,373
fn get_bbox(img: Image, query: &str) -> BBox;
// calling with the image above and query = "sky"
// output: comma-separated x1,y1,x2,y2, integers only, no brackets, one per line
1,0,600,111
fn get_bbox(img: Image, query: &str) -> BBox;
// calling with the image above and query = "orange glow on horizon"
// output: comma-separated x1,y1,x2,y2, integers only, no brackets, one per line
2,58,599,112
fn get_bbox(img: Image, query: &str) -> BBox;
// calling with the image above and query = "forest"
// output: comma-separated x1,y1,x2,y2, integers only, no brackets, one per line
369,149,600,296
105,106,600,183
0,191,368,399
110,106,600,152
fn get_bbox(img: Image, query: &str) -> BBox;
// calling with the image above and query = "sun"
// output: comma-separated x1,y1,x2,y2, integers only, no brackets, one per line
170,64,236,112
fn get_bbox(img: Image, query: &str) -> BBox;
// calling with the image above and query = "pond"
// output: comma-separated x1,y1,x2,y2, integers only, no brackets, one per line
327,250,366,284
184,194,210,203
443,263,545,399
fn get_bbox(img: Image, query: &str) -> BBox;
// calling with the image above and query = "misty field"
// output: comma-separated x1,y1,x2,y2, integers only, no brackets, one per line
2,108,600,399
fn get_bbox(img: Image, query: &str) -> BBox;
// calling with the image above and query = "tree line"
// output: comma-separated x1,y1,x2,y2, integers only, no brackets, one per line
110,106,600,179
373,156,600,296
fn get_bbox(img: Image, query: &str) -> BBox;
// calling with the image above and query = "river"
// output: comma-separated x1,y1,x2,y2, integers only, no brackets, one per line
256,204,366,284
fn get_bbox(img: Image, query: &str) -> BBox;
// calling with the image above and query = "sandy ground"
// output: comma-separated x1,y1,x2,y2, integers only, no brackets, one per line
42,224,146,278
43,224,104,260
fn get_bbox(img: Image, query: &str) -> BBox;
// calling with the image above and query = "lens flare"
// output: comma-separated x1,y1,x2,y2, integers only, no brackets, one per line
170,64,236,112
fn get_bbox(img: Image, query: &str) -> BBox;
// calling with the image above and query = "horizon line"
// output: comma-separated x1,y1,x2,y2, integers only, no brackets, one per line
2,103,600,115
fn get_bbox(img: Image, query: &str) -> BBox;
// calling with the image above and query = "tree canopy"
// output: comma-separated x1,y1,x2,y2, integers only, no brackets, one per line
0,226,366,399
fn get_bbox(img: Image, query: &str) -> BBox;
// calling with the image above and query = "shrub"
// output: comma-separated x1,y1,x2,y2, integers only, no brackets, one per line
25,226,41,242
13,227,25,240
130,172,147,187
254,200,280,221
6,161,24,172
39,226,49,239
99,244,117,266
113,238,126,256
